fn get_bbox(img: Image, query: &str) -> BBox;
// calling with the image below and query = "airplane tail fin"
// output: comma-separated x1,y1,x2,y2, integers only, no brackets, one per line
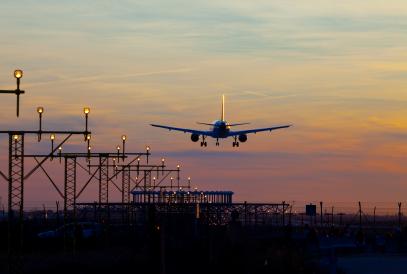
221,94,225,121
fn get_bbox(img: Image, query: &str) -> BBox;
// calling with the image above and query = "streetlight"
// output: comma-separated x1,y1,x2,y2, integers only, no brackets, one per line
137,157,140,175
0,69,25,117
116,145,120,162
161,158,165,175
170,177,173,189
146,146,150,163
50,133,55,160
177,164,180,189
188,176,191,187
37,107,44,141
83,107,90,139
13,135,19,157
14,70,23,117
58,146,62,163
121,135,126,159
87,145,91,159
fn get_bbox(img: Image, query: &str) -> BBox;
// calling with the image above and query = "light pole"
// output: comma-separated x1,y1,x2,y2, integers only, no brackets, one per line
146,146,150,163
121,135,126,159
50,133,55,160
116,145,121,162
0,69,25,117
83,107,90,139
37,107,44,141
177,164,180,189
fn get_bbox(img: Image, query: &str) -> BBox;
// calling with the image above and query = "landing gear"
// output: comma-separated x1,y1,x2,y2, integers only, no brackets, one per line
232,136,239,147
216,138,219,146
200,136,207,147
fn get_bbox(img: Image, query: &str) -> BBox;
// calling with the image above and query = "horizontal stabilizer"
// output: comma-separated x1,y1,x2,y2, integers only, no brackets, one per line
197,122,214,126
228,123,250,127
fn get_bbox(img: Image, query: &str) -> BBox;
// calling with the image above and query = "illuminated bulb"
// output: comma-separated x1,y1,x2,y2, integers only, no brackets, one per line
37,107,44,114
13,135,19,140
50,134,55,140
121,135,127,141
14,69,23,79
86,134,91,140
137,158,140,162
88,146,91,151
58,146,62,151
83,107,90,114
146,146,150,151
116,145,120,150
177,164,180,169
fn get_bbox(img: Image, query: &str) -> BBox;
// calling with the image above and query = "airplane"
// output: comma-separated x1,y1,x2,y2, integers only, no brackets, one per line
150,95,291,147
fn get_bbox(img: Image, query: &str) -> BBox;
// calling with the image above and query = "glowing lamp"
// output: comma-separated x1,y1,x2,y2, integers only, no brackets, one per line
14,70,23,79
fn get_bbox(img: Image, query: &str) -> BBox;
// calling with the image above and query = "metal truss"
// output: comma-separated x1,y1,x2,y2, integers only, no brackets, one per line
122,166,131,204
64,157,77,220
99,156,109,204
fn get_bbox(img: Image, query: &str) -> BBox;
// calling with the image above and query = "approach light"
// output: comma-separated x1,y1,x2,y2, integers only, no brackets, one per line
86,134,91,140
14,70,23,79
121,135,127,141
83,107,90,115
50,133,55,140
37,107,44,114
13,135,19,141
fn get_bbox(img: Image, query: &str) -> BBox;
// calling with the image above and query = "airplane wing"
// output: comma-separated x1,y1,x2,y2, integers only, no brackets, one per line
150,124,213,136
228,125,292,136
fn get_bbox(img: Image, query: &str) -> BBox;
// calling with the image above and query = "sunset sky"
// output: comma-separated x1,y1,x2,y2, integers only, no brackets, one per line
1,1,407,208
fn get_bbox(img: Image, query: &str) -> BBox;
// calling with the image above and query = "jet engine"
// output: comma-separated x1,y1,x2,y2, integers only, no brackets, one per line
238,134,247,142
191,134,200,142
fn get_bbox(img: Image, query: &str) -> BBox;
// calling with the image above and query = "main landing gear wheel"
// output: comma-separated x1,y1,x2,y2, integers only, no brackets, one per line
233,136,239,147
200,136,208,147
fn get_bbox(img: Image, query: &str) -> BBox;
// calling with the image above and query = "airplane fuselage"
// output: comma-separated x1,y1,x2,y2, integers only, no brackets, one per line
211,120,230,138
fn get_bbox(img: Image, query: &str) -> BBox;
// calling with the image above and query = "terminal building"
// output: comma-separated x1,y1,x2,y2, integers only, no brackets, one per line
132,190,234,204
